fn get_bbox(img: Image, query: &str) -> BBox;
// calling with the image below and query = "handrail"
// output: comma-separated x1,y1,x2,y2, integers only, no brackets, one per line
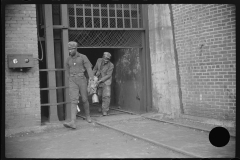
40,86,69,91
41,101,71,106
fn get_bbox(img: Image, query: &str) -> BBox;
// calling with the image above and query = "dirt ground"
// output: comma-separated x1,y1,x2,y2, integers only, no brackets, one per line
5,110,235,158
5,117,188,158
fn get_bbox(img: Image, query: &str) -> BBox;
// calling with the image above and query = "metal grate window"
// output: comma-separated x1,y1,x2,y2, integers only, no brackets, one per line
69,30,142,48
68,4,142,29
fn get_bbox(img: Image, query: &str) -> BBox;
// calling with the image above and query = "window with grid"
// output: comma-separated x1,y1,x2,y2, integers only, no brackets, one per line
68,4,142,29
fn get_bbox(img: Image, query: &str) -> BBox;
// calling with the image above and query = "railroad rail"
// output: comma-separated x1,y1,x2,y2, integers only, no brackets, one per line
109,108,235,138
77,113,203,158
77,107,234,158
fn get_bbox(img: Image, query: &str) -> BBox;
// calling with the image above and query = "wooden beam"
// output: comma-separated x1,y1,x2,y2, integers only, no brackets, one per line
61,4,71,121
44,4,59,122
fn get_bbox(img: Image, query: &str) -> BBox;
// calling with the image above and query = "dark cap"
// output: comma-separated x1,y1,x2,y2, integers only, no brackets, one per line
68,41,78,49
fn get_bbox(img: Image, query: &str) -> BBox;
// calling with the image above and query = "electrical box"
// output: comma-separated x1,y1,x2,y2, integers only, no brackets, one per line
8,54,34,69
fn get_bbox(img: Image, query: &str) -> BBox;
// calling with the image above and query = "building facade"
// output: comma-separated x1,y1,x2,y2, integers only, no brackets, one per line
4,4,236,132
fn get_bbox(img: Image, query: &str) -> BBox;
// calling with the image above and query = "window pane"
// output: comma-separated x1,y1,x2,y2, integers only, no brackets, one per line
101,4,107,8
117,18,123,28
94,18,100,28
110,18,116,28
84,4,91,7
77,17,83,28
68,7,74,16
131,10,137,18
123,4,129,9
124,19,130,28
124,10,130,17
102,18,108,28
109,4,115,8
132,19,138,28
85,17,92,28
117,10,122,17
76,8,83,16
93,9,99,16
85,8,92,16
101,9,108,17
109,9,115,17
69,16,75,27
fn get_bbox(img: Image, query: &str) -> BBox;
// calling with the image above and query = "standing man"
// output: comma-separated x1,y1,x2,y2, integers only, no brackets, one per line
93,52,114,116
64,41,94,129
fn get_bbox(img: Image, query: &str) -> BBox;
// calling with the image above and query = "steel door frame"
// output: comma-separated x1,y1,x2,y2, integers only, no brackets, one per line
41,4,152,122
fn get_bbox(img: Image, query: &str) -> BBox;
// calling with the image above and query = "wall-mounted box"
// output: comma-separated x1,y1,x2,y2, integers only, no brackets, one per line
8,54,34,68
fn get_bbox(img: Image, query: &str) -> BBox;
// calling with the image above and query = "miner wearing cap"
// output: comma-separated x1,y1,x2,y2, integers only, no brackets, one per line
93,52,114,116
64,41,94,129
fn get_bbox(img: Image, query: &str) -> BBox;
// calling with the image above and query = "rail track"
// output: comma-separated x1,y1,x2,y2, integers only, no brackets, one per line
77,108,235,158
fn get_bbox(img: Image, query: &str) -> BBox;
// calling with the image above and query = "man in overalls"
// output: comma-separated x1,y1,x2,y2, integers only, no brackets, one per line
93,52,114,116
64,41,94,129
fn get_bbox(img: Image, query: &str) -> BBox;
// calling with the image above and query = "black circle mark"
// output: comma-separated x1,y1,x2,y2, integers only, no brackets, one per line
209,127,230,147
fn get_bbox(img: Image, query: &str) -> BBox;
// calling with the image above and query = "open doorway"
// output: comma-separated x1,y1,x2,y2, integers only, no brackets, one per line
78,48,144,115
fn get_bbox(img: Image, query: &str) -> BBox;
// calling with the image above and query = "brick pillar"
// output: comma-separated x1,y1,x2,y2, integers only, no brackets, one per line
5,4,41,129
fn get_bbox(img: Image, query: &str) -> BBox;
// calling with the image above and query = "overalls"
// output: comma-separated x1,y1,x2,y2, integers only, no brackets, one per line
93,58,114,112
66,52,93,121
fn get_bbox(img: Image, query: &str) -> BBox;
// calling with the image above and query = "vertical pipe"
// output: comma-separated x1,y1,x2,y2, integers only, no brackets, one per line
137,4,139,28
43,4,58,122
83,4,86,28
115,4,117,29
122,4,125,28
142,4,152,112
129,4,132,28
91,4,94,28
74,4,77,28
141,4,151,113
107,4,110,28
99,4,102,28
61,4,71,120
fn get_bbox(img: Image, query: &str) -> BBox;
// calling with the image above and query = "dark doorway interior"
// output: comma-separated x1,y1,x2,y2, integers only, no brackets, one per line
38,47,145,123
78,48,144,114
78,48,118,107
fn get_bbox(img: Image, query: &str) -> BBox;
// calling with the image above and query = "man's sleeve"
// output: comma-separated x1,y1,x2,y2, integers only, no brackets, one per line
83,55,94,79
92,58,99,75
99,63,114,82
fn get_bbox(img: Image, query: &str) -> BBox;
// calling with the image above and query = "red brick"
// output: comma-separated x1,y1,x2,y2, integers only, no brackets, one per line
172,4,235,121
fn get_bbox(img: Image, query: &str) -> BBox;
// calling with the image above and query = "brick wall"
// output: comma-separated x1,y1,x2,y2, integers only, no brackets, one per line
5,4,41,129
171,4,236,120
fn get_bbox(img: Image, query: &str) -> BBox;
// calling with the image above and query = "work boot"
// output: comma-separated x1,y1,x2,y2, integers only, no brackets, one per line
63,103,77,129
86,116,92,123
102,111,107,116
63,121,76,129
